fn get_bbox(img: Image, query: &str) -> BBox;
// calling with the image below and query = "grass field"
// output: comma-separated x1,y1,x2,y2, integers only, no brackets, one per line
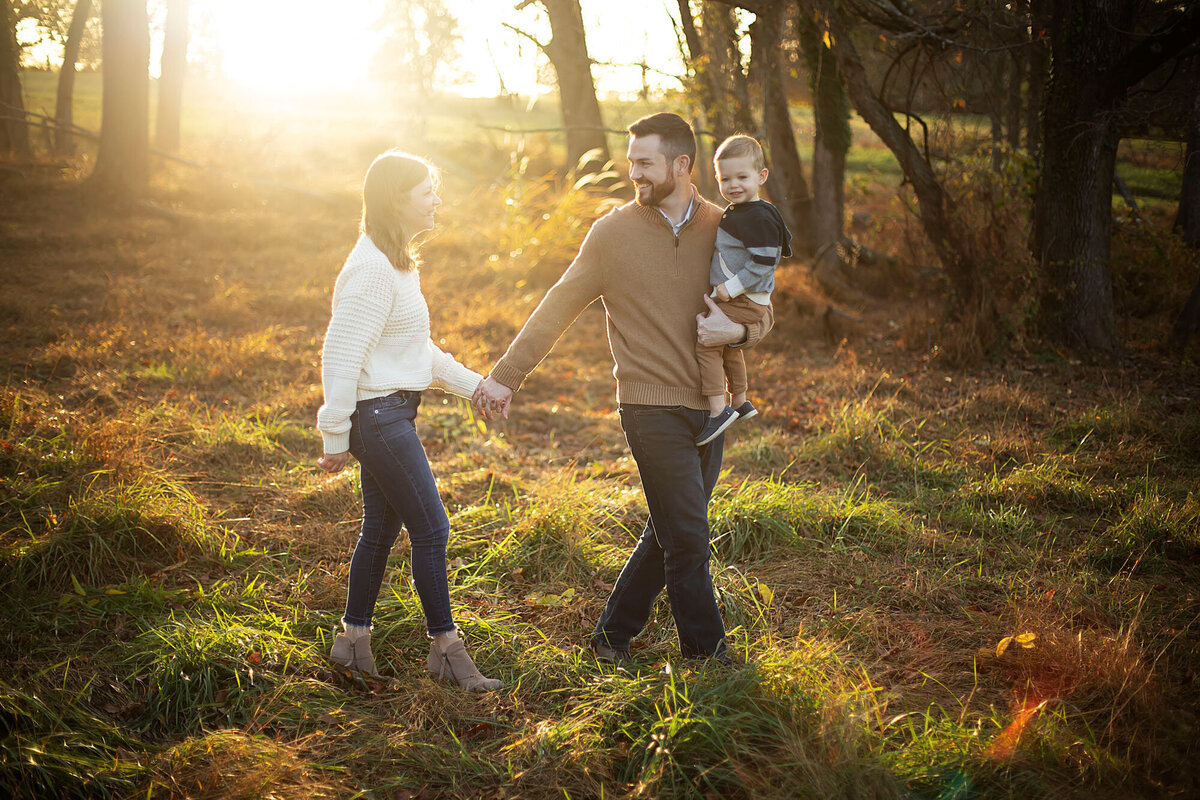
2,72,1199,798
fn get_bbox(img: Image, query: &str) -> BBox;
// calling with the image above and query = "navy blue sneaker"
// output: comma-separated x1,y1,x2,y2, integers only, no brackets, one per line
734,401,758,422
695,406,739,446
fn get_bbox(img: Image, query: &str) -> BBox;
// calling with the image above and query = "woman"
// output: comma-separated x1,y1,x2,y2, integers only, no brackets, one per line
316,151,503,692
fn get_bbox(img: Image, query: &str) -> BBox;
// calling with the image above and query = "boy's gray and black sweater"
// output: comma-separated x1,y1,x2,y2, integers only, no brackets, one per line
710,199,792,305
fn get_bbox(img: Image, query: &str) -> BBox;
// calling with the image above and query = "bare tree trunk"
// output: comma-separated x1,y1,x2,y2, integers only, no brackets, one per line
799,8,849,251
0,0,30,158
720,8,756,134
749,1,813,255
91,0,150,197
155,0,187,152
54,0,93,156
1033,1,1123,352
539,0,609,174
1026,0,1049,155
677,1,757,193
989,58,1005,171
1006,50,1024,151
675,1,717,196
1174,89,1200,248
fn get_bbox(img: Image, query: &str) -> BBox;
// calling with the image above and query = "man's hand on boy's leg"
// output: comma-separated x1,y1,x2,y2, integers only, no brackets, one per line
697,295,746,348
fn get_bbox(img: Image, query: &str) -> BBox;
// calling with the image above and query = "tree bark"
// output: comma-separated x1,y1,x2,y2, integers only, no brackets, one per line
1006,49,1024,151
54,0,93,156
155,0,187,153
749,1,813,255
0,0,30,158
799,8,849,252
1174,89,1200,248
538,0,609,174
1032,3,1121,351
698,1,751,141
675,1,717,196
1169,267,1200,352
1026,0,1049,155
989,56,1005,171
90,0,150,197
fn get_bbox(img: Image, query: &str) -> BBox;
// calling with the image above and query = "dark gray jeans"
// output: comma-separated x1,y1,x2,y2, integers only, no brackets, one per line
592,404,727,658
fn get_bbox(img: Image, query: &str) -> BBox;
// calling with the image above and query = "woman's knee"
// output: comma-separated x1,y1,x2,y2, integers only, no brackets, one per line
408,511,450,550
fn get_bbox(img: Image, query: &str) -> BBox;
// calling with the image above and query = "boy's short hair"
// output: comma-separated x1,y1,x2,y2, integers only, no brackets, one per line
714,134,765,171
628,113,697,173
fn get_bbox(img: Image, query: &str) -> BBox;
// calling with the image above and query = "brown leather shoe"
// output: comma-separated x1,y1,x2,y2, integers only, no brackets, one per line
426,636,502,692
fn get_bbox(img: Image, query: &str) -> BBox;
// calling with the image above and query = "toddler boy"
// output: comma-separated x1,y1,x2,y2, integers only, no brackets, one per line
695,134,792,446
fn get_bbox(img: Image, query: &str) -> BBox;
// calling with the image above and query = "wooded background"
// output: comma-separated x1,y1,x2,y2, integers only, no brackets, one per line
3,0,1198,357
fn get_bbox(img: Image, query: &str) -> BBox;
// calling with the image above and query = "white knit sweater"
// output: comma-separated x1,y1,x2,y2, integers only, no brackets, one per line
317,235,482,454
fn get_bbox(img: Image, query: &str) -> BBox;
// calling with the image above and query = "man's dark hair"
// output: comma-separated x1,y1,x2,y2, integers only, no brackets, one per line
627,113,697,173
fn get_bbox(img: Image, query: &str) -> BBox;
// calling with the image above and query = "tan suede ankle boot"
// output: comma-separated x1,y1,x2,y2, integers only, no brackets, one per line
426,636,502,692
329,631,382,677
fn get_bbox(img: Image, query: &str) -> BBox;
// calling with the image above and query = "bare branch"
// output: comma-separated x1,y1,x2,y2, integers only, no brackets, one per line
502,22,545,51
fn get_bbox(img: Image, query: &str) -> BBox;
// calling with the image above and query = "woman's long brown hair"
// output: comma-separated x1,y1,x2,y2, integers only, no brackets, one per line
361,151,436,272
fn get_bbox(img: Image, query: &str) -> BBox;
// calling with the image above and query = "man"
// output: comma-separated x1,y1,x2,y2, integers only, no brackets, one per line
473,113,773,661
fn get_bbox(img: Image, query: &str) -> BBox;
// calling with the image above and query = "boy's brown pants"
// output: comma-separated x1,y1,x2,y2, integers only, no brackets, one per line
696,295,768,398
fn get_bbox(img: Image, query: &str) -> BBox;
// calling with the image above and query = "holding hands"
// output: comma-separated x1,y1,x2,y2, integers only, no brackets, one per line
473,376,513,421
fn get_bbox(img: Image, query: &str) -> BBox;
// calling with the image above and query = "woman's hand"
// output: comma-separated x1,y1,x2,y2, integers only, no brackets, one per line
318,451,352,473
473,377,513,420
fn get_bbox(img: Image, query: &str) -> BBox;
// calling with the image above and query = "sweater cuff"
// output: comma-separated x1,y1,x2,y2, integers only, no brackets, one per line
734,303,773,349
322,431,350,455
489,359,528,391
724,275,746,298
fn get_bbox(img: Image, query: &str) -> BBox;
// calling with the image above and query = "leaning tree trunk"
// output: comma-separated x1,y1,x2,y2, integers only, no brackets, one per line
749,1,813,256
54,0,92,156
155,0,187,152
799,10,850,251
1173,89,1200,248
0,0,30,158
91,0,150,197
539,0,609,174
809,0,981,310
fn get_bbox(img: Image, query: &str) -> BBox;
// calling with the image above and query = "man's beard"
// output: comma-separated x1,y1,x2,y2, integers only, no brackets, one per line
635,172,676,207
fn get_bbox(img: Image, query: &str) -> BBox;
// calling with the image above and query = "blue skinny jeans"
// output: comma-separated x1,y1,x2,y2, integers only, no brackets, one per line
343,390,455,636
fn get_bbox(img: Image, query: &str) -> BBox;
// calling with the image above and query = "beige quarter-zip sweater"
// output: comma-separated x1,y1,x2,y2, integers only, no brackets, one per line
489,192,773,410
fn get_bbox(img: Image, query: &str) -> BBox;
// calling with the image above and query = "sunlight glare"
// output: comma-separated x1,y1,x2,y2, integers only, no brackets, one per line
208,0,385,93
